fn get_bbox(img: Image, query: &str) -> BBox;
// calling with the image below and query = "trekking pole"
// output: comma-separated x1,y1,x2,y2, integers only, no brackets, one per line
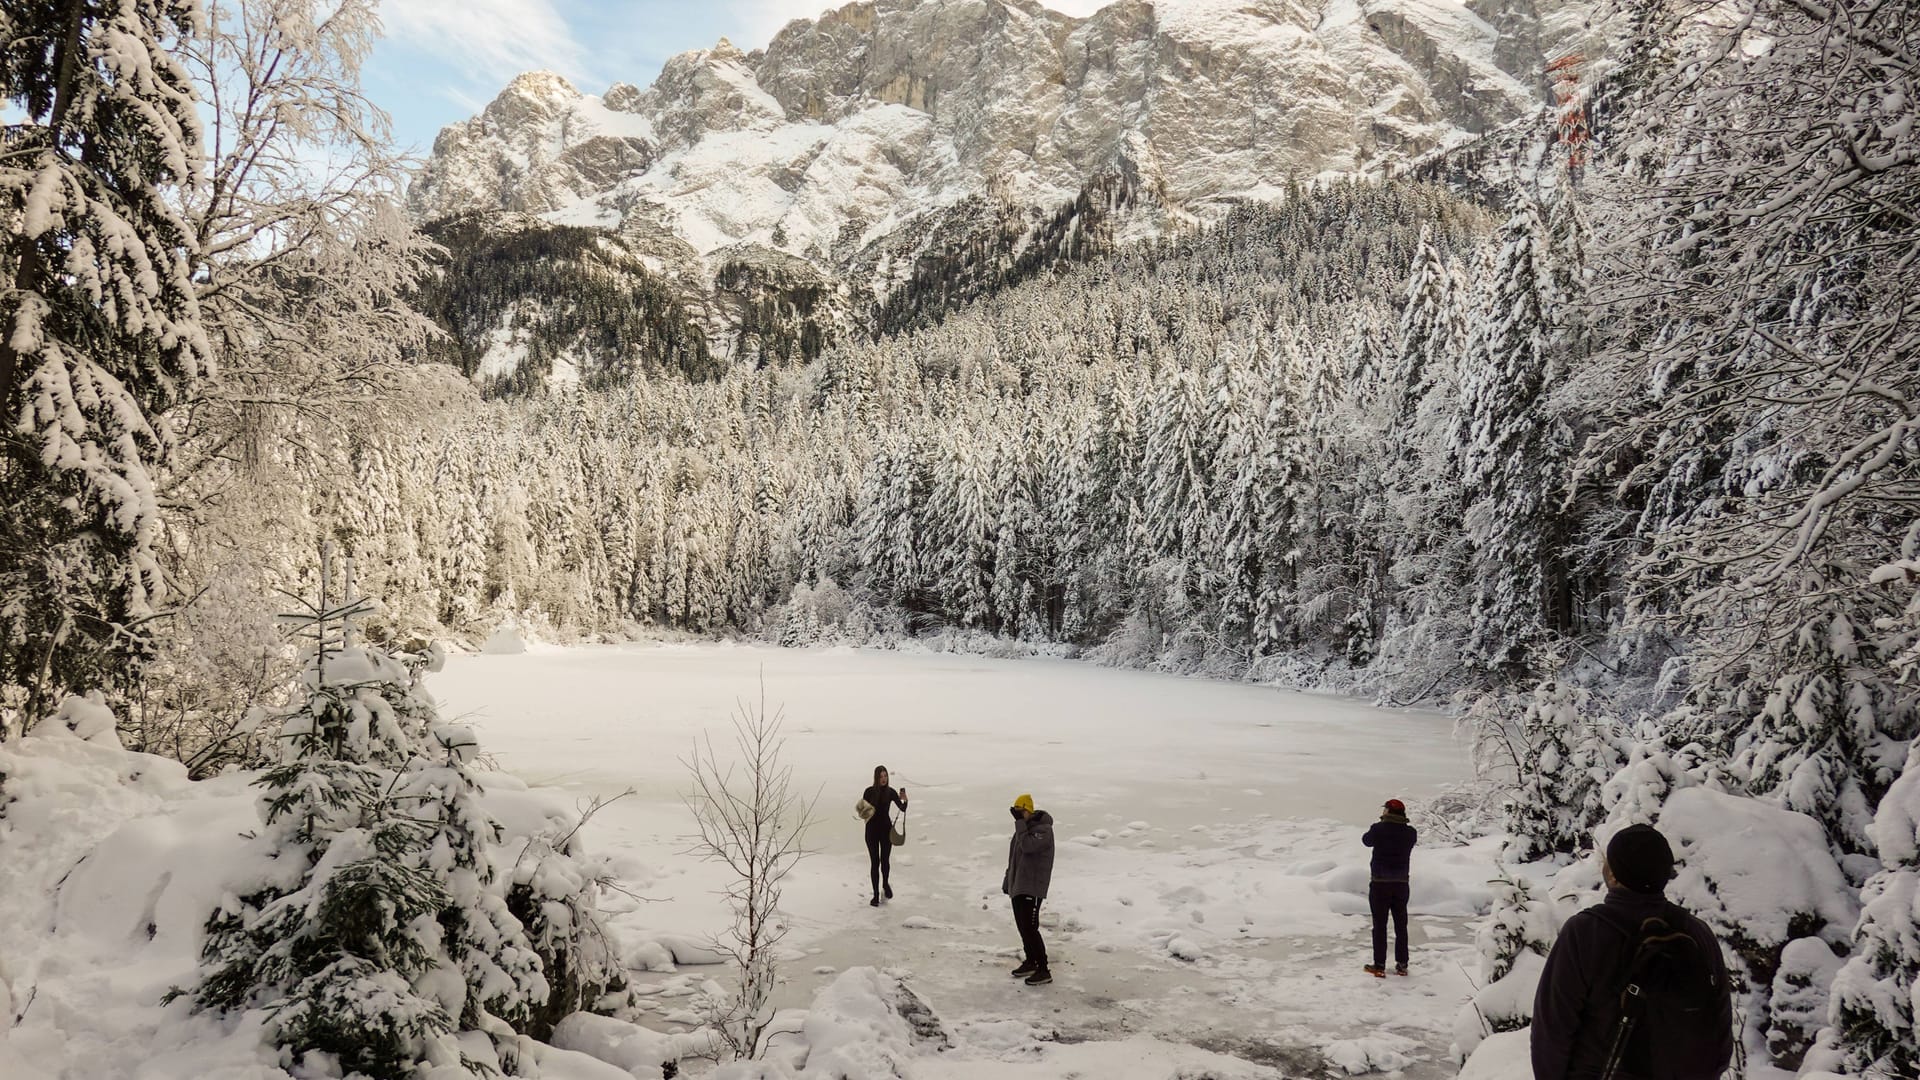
1598,984,1642,1080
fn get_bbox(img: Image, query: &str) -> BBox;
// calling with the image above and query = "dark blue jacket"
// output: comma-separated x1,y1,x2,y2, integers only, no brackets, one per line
1362,816,1416,882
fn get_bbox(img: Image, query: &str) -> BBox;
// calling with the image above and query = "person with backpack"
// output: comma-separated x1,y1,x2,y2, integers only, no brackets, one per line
856,765,908,907
1531,824,1735,1080
1002,793,1055,986
1362,797,1416,977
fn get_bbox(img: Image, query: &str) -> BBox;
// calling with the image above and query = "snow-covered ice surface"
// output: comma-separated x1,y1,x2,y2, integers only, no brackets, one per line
0,644,1491,1077
432,643,1493,1075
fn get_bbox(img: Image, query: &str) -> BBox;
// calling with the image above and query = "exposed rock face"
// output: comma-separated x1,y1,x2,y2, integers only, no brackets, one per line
410,0,1593,257
406,0,1595,390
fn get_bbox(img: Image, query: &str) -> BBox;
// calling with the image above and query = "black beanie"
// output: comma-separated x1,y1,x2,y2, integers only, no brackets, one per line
1606,824,1675,894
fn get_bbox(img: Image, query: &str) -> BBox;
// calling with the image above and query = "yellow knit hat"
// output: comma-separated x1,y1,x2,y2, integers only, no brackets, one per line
1013,794,1034,812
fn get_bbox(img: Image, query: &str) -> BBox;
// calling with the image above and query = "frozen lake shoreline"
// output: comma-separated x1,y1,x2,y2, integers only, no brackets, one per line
433,643,1494,1076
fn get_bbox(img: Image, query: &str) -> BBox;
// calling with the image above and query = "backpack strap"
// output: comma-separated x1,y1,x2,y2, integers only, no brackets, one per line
1590,904,1678,1080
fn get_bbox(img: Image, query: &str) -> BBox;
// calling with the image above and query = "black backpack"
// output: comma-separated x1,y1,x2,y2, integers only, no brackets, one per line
1589,904,1726,1080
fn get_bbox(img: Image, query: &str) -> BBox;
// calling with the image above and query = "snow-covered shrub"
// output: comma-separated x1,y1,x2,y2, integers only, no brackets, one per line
1477,871,1556,986
1087,610,1163,670
129,557,295,776
1766,937,1845,1068
1452,867,1564,1062
1412,780,1505,845
1466,680,1623,861
1655,787,1858,1051
766,579,901,646
1823,743,1920,1076
1731,610,1916,857
504,812,633,1039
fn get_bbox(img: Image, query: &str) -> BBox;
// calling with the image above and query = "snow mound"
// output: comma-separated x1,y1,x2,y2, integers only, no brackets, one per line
1652,787,1858,946
1167,935,1206,961
1457,1029,1532,1080
626,932,728,969
0,730,286,1077
483,625,530,654
1452,949,1545,1060
712,967,934,1079
1324,1031,1420,1074
29,692,121,745
552,1012,716,1073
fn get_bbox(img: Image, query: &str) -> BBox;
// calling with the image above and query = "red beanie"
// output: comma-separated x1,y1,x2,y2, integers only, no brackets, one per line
1384,799,1406,814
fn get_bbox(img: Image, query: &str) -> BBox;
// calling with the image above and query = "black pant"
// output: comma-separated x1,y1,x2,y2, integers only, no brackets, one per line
1012,894,1047,969
865,828,891,897
1370,880,1410,968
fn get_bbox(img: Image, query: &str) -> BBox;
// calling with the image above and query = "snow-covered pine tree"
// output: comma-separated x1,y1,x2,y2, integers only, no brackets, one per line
1391,229,1456,434
1733,605,1917,856
925,432,995,629
1469,679,1623,862
853,435,922,610
1210,356,1272,646
396,721,549,1064
1457,204,1574,676
188,555,571,1076
0,0,210,728
1539,181,1591,373
1478,870,1554,988
1142,368,1213,621
1252,350,1315,656
996,433,1049,638
191,563,458,1074
1823,739,1920,1076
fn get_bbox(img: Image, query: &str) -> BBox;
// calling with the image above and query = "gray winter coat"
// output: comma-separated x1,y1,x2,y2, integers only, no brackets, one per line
1002,810,1055,899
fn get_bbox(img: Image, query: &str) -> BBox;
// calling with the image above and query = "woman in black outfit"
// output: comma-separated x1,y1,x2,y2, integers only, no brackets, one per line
860,765,908,906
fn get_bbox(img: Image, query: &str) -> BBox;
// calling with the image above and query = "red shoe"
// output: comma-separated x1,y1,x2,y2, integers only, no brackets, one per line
1395,965,1409,977
1363,965,1386,978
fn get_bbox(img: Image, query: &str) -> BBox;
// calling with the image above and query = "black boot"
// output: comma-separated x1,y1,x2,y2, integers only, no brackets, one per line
1011,959,1037,978
884,883,893,900
1024,968,1052,986
870,896,880,907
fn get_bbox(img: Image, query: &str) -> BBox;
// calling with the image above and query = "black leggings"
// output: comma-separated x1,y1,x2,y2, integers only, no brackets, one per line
865,828,892,896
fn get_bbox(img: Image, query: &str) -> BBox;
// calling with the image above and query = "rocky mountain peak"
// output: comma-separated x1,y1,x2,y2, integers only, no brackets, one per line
410,0,1598,275
482,70,580,126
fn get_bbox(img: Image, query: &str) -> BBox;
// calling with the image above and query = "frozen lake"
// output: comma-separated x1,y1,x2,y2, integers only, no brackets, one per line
434,643,1494,1075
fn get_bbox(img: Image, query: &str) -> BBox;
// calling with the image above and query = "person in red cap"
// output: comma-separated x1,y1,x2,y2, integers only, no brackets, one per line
1362,798,1416,976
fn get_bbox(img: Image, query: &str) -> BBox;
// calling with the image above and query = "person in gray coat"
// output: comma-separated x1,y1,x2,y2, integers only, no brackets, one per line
1002,793,1055,985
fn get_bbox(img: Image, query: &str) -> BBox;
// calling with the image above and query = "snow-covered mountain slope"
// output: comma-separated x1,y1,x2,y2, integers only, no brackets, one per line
407,0,1596,389
412,0,1593,260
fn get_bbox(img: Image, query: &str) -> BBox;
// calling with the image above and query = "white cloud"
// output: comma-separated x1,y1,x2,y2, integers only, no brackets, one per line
382,0,590,83
726,0,1115,50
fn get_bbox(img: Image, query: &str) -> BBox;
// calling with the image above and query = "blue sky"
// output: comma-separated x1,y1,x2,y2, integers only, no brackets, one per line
364,0,1107,155
364,0,811,155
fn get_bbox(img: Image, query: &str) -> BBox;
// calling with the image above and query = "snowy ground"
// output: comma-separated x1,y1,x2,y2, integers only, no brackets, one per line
0,643,1499,1079
433,643,1499,1077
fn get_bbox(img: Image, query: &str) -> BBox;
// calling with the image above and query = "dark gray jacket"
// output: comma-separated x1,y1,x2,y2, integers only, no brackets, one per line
1531,889,1734,1080
1002,810,1055,899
